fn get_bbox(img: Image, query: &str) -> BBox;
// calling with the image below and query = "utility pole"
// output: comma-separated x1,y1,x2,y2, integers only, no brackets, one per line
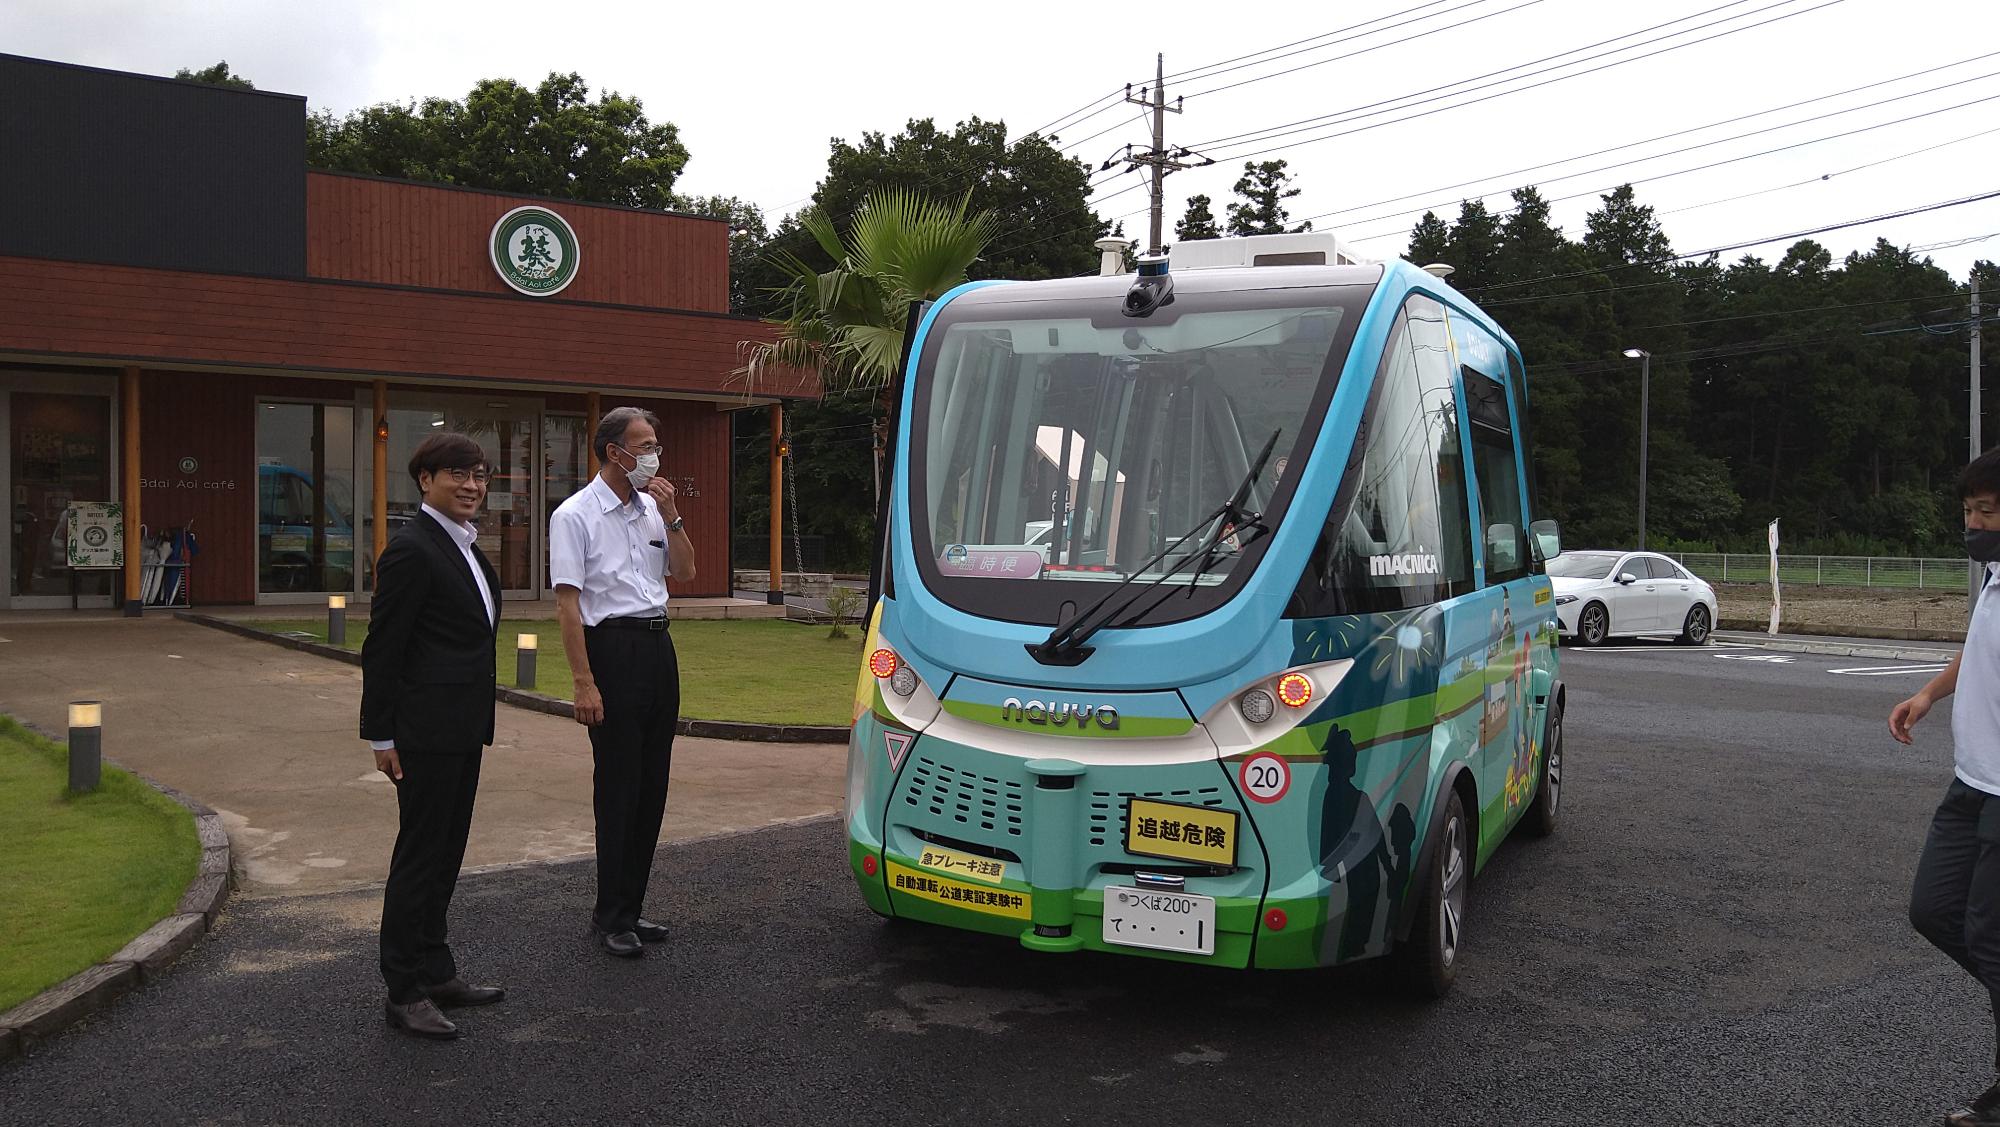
1117,55,1206,256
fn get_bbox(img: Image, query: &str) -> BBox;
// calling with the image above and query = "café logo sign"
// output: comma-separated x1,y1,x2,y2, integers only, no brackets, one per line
489,205,580,297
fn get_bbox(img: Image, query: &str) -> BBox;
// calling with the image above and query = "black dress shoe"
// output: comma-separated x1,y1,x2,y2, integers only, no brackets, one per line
384,998,461,1040
633,918,669,944
423,978,506,1008
593,927,644,958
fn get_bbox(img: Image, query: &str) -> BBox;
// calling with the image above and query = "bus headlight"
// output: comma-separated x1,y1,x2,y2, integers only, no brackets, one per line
889,663,918,698
1239,689,1276,724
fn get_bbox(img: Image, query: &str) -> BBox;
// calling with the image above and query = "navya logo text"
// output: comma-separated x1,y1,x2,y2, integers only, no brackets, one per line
999,698,1121,730
1370,550,1441,577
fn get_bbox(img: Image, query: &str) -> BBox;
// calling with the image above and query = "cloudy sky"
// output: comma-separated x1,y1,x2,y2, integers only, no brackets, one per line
12,0,1999,282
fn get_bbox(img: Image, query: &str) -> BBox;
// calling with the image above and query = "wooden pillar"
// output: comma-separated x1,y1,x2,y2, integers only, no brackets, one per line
585,391,601,477
121,367,142,616
768,402,784,605
371,380,388,571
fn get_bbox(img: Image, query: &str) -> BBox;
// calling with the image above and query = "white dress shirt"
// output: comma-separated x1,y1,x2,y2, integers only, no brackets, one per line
370,505,496,751
548,476,670,626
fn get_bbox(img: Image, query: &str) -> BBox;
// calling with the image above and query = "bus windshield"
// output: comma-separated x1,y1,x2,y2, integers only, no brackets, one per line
909,284,1363,626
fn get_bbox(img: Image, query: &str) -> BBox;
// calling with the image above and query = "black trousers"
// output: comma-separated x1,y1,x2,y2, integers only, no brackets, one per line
1911,777,2000,1070
583,624,680,933
379,749,482,1003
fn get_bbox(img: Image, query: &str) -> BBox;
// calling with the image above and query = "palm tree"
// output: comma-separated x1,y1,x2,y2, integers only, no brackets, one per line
737,188,999,505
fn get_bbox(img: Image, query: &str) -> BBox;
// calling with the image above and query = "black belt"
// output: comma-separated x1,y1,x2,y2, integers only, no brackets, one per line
590,615,669,632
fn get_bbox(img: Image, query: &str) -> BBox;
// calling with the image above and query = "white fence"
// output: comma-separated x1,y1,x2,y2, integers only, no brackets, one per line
1667,553,1971,590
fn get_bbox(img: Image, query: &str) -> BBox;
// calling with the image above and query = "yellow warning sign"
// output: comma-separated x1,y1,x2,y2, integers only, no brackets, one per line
887,861,1032,919
917,844,1009,886
1534,587,1553,606
1124,798,1238,867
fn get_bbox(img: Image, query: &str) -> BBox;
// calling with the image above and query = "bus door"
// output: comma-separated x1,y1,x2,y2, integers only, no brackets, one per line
1448,311,1541,832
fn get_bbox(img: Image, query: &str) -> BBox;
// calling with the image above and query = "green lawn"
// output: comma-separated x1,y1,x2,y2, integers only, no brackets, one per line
261,617,865,727
0,716,199,1011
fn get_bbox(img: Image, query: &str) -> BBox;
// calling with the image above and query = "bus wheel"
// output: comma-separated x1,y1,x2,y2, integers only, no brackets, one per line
1525,701,1562,838
1397,789,1469,1000
1576,603,1610,647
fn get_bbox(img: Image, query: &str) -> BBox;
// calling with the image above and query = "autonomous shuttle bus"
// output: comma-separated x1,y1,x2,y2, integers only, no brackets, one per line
845,235,1566,994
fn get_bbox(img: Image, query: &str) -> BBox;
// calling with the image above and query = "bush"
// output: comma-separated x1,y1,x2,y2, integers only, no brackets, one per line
823,585,865,639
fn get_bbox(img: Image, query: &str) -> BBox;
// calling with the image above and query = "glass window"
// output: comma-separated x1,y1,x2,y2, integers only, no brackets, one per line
910,283,1364,626
378,401,535,591
543,413,589,588
1642,556,1682,580
1289,299,1474,617
1547,551,1619,580
10,393,113,598
1458,342,1530,585
256,402,356,594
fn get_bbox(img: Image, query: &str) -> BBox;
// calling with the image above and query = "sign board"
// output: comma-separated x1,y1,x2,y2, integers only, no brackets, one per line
489,205,580,296
66,501,123,569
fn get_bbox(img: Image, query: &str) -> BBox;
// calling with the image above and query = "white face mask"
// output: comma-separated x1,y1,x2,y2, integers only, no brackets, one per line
624,450,660,489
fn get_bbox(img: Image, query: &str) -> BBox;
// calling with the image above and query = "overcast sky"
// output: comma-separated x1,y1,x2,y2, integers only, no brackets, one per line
12,0,1999,284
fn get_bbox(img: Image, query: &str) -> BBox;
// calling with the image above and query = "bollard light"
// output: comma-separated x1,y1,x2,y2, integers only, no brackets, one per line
516,633,538,689
328,594,347,646
68,700,102,794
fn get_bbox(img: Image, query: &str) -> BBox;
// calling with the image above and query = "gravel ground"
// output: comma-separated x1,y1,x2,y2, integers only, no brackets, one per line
1717,582,1973,633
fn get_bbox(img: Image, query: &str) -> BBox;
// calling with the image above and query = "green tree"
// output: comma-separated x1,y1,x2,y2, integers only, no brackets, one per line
1226,160,1311,236
1175,194,1222,242
671,194,770,315
1406,211,1450,266
308,72,689,210
174,61,255,90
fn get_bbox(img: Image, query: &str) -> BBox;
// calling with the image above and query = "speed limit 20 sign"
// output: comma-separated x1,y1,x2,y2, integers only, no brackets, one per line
1238,752,1291,803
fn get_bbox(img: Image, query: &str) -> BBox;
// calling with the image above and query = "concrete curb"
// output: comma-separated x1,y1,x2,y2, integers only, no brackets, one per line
1713,631,1959,663
0,731,233,1063
176,611,852,745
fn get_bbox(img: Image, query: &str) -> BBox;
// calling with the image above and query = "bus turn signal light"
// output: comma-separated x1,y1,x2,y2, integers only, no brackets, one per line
869,649,899,679
1276,673,1313,709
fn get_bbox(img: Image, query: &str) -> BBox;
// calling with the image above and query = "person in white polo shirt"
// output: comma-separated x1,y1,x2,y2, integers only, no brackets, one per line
549,406,695,960
1892,448,2000,1127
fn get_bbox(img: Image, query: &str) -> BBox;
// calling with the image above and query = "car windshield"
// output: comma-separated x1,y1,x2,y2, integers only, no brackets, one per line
1547,551,1621,580
909,281,1366,625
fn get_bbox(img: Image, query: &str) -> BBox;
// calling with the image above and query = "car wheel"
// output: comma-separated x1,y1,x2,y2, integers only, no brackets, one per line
1396,789,1469,999
1576,602,1610,647
1677,604,1712,646
1524,700,1562,838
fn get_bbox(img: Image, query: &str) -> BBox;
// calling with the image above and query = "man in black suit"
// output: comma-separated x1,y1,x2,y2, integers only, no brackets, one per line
360,433,507,1040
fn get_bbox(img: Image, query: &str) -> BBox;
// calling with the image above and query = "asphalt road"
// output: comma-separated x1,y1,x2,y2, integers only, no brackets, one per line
0,640,1987,1125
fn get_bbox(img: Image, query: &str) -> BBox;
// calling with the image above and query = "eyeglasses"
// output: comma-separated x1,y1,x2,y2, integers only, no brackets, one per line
442,468,491,485
618,443,665,456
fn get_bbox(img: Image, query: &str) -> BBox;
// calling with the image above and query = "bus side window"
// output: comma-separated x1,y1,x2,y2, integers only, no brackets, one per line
1461,359,1531,586
1287,299,1474,617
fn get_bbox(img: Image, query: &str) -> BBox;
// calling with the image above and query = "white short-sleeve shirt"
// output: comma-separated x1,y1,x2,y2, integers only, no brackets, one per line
548,476,671,626
1954,562,2000,795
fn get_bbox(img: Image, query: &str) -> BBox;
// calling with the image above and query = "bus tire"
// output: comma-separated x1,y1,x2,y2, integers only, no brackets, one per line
1396,788,1469,1000
1524,697,1562,838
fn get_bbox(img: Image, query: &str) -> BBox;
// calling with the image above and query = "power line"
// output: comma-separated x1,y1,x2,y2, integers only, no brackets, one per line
1659,123,2000,217
1188,0,1765,149
1284,49,2000,229
1203,0,1844,165
1154,0,1466,85
1339,85,2000,243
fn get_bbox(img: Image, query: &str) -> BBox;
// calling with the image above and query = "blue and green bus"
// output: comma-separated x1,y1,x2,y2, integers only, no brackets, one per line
845,236,1565,994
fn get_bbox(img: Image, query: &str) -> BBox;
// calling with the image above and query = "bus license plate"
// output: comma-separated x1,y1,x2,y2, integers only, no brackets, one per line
1102,886,1216,956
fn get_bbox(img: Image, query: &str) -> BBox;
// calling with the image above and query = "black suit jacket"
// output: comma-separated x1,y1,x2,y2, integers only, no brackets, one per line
359,513,500,754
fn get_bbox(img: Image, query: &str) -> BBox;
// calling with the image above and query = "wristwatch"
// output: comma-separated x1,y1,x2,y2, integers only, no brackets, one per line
665,516,685,533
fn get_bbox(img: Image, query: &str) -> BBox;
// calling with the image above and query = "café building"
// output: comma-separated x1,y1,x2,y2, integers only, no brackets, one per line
0,53,812,611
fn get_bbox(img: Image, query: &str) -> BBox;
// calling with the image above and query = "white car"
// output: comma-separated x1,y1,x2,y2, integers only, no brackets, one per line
1549,550,1718,646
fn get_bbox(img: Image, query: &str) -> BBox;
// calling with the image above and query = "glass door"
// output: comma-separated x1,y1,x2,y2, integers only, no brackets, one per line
378,397,539,598
542,412,590,594
255,402,358,598
10,391,116,603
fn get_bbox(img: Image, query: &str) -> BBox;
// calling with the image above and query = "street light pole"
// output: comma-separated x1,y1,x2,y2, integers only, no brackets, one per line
1623,348,1651,550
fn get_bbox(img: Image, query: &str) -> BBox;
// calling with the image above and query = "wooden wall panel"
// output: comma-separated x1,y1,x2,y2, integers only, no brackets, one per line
138,372,257,604
305,173,729,313
0,256,811,400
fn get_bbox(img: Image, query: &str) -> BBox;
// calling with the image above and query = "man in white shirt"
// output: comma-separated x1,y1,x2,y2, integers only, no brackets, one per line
1891,449,2000,1126
549,406,695,958
360,432,505,1039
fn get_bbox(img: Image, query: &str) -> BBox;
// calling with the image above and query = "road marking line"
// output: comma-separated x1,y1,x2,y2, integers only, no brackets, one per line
1826,664,1950,677
1714,653,1795,663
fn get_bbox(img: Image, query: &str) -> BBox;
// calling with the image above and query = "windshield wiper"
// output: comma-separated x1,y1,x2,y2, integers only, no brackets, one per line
1027,429,1282,667
1183,429,1280,594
